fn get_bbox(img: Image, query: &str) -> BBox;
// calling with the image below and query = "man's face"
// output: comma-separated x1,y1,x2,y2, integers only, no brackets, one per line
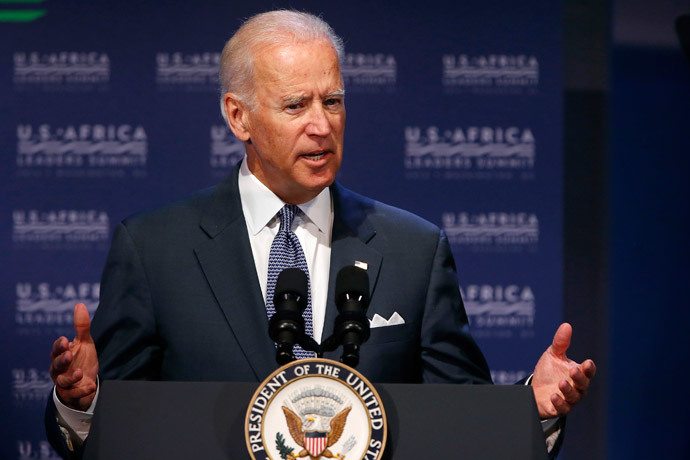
241,40,345,204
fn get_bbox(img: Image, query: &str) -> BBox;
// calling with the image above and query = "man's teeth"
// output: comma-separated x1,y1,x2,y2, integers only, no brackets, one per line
305,152,326,160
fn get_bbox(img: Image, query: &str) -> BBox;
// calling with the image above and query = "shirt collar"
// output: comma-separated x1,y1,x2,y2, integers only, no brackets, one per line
238,157,331,235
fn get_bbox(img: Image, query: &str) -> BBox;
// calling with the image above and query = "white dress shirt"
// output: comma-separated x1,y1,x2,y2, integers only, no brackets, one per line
237,157,333,343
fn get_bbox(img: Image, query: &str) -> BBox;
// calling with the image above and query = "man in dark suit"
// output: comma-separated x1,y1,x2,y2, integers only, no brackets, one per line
47,9,595,459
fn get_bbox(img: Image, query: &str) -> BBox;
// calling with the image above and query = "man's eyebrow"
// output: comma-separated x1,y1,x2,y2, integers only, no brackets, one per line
282,95,306,105
325,89,346,98
282,89,345,105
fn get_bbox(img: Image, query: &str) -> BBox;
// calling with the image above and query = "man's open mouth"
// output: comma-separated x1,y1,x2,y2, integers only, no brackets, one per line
303,151,327,161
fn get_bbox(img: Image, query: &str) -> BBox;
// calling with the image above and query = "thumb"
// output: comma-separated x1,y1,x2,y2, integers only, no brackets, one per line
550,322,572,357
73,303,92,342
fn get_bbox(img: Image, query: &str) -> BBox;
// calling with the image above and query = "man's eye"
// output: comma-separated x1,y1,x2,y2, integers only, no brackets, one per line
324,98,340,106
286,104,302,110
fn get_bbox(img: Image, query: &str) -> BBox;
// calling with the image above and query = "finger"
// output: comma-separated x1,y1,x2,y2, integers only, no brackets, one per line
56,379,97,401
551,392,572,416
73,303,92,342
570,365,591,392
583,359,597,379
50,336,69,360
58,385,95,401
550,322,572,356
559,378,583,405
55,368,83,389
50,350,73,375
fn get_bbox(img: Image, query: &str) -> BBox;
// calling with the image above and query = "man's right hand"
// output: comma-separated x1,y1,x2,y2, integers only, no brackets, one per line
50,303,99,411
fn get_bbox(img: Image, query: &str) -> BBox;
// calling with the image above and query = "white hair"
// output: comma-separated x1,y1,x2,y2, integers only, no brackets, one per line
219,10,345,121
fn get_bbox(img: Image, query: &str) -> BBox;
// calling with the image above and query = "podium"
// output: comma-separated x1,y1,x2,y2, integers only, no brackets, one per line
83,380,548,460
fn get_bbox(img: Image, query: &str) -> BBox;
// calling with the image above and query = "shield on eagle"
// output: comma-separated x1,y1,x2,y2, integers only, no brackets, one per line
304,431,328,457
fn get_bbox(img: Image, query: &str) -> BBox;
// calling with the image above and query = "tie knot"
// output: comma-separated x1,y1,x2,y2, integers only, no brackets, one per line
278,204,300,232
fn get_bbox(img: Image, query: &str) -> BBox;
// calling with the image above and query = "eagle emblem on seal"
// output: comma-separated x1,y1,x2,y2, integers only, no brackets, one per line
281,406,352,459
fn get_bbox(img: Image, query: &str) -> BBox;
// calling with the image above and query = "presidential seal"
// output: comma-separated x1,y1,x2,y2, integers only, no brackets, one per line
245,358,386,460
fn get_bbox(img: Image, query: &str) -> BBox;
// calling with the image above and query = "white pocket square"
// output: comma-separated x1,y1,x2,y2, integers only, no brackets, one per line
369,312,406,328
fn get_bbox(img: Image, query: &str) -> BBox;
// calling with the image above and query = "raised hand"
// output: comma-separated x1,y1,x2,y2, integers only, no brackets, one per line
531,323,596,419
49,303,99,411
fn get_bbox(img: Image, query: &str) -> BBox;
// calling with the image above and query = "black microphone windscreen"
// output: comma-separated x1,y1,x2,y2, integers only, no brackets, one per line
275,267,308,300
335,265,369,301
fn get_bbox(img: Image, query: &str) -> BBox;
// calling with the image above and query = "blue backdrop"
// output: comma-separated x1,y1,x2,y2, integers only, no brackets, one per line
0,1,563,457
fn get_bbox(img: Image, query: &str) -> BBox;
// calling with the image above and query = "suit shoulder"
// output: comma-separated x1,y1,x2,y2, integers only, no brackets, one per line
120,185,216,234
371,199,441,235
333,183,442,238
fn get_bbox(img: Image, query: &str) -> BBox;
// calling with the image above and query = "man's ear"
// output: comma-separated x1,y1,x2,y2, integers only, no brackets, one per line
223,93,251,142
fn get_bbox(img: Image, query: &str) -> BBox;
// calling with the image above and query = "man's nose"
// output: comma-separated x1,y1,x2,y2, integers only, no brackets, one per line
305,105,332,137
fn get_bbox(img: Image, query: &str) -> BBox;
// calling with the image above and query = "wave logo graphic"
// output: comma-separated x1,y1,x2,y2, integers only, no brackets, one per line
443,212,539,247
156,52,220,88
341,53,396,88
16,124,147,171
16,282,98,327
14,51,109,86
209,125,244,169
443,54,539,89
461,284,535,330
16,282,99,311
405,126,535,170
12,368,53,402
12,210,109,245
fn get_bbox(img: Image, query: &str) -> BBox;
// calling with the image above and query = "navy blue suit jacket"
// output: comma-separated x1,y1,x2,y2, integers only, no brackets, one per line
91,164,491,384
46,164,493,458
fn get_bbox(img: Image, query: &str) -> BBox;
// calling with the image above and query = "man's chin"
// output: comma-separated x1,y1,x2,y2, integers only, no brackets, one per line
305,180,334,196
298,165,338,186
287,177,335,204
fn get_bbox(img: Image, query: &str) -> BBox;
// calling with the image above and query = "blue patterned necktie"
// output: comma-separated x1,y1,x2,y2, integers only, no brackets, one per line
265,204,315,359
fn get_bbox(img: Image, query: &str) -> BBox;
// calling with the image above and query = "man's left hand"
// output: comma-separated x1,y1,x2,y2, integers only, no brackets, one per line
532,322,596,419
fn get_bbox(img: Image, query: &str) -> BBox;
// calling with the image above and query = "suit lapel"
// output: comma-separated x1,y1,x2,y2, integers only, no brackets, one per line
192,173,383,373
193,165,276,380
323,183,383,337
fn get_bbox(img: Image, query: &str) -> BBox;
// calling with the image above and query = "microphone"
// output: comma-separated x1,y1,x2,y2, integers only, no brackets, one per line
268,268,308,365
334,265,371,367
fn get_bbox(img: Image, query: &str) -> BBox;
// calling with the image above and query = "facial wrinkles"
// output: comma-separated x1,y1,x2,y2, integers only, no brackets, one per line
264,45,340,112
243,40,345,203
256,51,340,147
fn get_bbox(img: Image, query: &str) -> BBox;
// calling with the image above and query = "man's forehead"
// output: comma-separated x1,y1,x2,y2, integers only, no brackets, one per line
252,41,343,96
257,38,338,63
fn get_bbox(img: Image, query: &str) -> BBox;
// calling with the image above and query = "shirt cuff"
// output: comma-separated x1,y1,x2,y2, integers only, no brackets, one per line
53,378,99,442
523,373,563,452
